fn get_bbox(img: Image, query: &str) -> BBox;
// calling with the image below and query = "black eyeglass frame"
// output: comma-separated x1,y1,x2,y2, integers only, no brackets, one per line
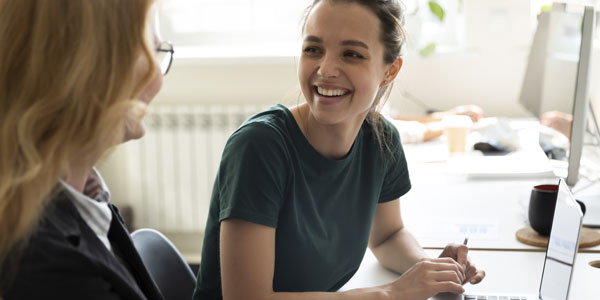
156,41,174,75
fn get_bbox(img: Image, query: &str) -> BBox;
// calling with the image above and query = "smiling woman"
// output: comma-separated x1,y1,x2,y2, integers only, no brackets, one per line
193,1,484,300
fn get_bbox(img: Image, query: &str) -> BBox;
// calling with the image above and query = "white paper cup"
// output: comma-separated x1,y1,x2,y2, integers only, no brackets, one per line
443,115,473,153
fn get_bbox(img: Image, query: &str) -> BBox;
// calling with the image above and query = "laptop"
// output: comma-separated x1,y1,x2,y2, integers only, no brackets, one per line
430,178,584,300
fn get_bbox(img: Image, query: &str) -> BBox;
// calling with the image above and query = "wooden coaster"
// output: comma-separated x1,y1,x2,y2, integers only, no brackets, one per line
516,226,600,248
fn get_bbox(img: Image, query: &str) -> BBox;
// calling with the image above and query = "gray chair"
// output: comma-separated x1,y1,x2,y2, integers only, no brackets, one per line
131,228,197,300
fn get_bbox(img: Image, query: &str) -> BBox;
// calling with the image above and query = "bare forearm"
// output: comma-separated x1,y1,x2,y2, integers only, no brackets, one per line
394,115,439,123
369,228,428,274
423,122,443,141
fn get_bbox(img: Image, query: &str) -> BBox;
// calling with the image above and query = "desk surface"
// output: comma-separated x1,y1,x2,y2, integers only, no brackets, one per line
340,249,600,299
401,129,600,252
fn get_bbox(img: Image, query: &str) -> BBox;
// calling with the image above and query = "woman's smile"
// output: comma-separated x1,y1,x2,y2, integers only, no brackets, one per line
313,84,353,105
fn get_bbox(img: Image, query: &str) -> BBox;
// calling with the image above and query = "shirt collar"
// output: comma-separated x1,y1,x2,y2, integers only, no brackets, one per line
60,167,113,251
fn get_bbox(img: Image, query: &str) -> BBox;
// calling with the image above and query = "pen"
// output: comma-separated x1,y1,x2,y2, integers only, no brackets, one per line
462,237,469,283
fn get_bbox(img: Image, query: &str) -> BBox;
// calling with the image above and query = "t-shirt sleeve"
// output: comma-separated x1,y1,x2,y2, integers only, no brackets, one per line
216,123,289,228
379,119,411,203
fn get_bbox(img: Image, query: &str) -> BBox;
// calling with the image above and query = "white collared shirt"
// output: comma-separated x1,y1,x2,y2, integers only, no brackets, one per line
60,168,113,252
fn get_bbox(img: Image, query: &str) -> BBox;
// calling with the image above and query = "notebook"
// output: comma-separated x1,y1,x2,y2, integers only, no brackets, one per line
430,178,584,300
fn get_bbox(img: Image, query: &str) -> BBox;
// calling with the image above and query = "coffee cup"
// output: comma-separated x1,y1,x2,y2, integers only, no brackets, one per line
528,184,586,236
442,115,472,153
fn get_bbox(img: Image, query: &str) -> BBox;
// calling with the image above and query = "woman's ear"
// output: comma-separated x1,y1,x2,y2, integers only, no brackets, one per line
380,58,403,87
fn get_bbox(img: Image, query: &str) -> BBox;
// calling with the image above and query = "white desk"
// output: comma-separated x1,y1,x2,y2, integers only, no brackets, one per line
401,165,552,251
399,128,600,252
340,249,600,299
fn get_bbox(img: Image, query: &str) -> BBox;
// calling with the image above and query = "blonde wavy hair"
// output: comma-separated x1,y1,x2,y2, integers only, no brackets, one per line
0,0,156,280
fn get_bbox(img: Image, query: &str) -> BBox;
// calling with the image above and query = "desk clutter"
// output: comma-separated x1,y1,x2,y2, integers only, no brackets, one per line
516,226,600,248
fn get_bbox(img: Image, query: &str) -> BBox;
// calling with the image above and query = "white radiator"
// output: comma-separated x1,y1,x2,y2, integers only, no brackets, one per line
110,104,264,232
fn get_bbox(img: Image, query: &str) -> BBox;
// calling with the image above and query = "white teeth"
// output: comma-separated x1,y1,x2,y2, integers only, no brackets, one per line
317,86,347,97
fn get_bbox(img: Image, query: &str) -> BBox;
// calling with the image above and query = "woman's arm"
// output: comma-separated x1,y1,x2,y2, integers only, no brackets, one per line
368,199,428,273
221,217,465,300
368,199,484,286
220,219,388,300
393,105,484,124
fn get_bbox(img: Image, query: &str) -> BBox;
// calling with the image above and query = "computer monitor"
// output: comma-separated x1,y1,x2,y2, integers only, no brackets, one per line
520,3,595,188
565,5,594,187
519,3,572,118
518,8,551,118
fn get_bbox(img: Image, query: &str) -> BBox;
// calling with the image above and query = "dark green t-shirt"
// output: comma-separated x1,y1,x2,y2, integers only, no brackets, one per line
194,104,411,299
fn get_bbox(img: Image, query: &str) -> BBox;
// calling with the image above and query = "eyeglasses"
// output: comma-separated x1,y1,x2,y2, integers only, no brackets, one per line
155,41,174,75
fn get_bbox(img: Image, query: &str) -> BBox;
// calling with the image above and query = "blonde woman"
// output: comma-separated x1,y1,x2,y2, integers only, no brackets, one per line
0,0,173,299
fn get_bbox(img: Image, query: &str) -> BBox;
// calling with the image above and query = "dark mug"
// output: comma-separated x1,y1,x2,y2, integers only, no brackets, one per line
528,184,586,236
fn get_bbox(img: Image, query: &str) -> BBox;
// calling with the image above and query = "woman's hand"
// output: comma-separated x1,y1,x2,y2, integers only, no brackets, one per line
432,105,485,123
448,105,485,123
540,110,572,140
383,257,466,300
438,243,486,285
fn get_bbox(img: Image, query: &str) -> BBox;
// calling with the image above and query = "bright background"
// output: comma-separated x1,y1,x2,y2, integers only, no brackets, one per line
154,0,600,117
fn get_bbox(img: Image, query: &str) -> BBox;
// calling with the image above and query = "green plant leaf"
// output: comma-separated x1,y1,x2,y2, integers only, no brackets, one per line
419,43,436,57
428,1,445,22
540,5,552,12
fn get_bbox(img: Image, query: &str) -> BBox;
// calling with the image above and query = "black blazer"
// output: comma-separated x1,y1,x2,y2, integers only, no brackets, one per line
3,189,163,300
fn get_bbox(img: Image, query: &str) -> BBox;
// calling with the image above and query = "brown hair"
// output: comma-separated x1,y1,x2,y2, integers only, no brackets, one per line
302,0,406,157
0,0,156,285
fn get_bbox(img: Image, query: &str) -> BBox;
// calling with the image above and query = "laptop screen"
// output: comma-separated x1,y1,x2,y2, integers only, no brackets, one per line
539,179,584,299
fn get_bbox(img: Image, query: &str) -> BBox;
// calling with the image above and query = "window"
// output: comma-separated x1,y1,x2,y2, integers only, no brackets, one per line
158,0,312,58
157,0,468,58
403,0,465,55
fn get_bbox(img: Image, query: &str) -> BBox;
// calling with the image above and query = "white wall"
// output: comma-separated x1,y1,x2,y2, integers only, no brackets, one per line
388,50,532,117
153,0,539,117
154,57,300,107
153,2,600,119
153,49,535,118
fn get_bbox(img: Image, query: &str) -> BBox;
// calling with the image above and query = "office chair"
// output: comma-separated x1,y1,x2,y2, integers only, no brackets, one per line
131,228,197,300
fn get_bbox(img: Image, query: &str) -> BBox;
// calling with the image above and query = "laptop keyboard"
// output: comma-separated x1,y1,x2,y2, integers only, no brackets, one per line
464,296,528,300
